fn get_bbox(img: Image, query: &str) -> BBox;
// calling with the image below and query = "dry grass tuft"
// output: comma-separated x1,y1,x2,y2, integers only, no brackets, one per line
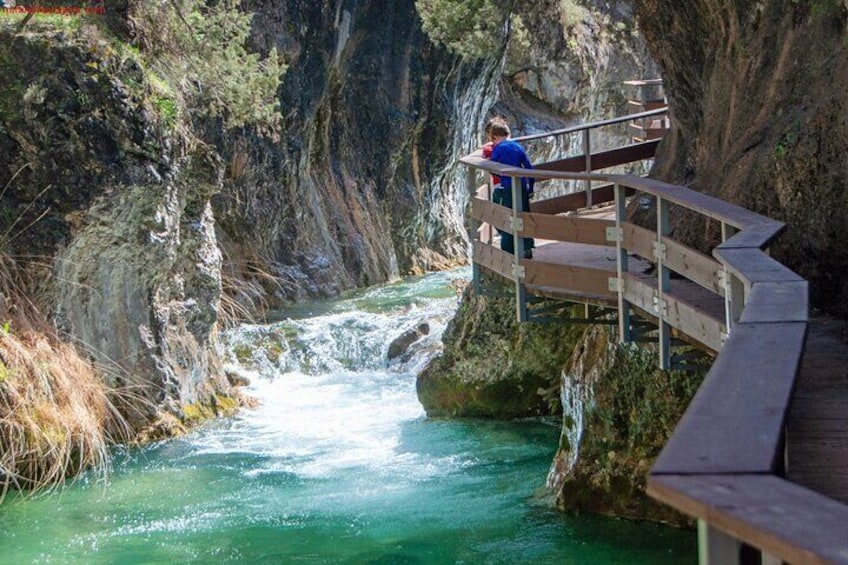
0,328,128,502
219,248,296,327
0,243,128,501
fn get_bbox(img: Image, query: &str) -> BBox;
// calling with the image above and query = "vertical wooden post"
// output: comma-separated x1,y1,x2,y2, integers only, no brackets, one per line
657,196,671,370
583,129,592,208
486,176,494,246
512,176,527,322
614,184,630,343
699,521,741,565
721,222,744,333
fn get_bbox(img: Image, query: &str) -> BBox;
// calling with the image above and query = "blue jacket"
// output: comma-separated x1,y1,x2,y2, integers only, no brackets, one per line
491,139,534,193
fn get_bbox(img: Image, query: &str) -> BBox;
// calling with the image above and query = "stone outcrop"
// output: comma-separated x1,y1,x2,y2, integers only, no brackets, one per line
0,27,232,429
417,286,581,418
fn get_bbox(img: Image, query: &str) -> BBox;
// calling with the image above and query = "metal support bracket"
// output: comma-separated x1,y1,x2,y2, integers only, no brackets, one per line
652,240,667,261
606,226,623,243
512,264,526,278
718,269,730,293
511,217,524,231
653,293,668,317
608,277,625,293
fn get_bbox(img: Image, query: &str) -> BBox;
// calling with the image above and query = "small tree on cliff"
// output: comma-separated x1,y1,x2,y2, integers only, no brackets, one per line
131,0,287,138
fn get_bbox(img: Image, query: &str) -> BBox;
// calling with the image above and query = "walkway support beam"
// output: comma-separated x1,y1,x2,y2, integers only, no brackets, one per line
613,183,630,343
469,166,482,295
699,521,742,565
511,175,527,322
721,222,745,333
583,129,592,208
657,196,671,369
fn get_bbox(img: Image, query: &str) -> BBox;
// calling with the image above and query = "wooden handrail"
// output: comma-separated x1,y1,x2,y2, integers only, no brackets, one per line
513,107,668,143
459,109,848,562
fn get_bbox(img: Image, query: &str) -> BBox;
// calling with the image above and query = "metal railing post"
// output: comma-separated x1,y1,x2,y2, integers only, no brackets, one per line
698,521,741,565
469,167,482,295
511,175,527,322
721,222,744,333
614,183,630,342
583,129,592,208
656,196,671,369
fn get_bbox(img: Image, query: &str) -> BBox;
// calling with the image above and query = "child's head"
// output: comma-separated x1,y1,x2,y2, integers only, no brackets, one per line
485,117,510,142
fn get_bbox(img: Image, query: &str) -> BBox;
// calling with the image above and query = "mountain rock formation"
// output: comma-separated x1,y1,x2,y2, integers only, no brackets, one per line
635,0,848,315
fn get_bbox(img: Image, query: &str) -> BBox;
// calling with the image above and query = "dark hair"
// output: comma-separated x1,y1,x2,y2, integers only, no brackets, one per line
485,116,510,138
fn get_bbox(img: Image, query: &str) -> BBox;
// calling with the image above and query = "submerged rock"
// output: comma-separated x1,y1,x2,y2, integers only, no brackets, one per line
388,322,430,360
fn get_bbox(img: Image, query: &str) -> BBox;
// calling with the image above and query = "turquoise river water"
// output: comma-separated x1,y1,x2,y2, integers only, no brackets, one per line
0,270,695,564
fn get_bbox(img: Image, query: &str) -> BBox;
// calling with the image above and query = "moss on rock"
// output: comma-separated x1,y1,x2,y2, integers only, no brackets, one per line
550,329,708,525
417,282,586,418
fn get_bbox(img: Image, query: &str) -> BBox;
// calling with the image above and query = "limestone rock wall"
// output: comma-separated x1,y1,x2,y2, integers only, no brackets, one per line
0,28,231,429
213,0,500,307
634,0,848,315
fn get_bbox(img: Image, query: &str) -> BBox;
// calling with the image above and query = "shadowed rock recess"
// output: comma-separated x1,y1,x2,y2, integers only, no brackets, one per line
634,0,848,316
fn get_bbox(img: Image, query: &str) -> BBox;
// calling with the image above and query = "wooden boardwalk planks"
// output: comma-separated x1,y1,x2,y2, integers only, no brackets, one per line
787,318,848,506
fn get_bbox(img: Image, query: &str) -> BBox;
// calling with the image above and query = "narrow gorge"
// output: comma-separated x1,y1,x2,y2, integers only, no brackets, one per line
3,0,844,553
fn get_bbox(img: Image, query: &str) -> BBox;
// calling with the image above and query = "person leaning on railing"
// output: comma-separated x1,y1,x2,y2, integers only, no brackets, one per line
484,118,535,258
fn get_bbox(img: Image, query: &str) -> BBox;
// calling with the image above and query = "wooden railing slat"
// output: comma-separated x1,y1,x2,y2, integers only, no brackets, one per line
472,241,514,279
662,236,725,296
529,184,634,215
471,196,513,234
622,221,655,260
652,322,807,474
616,176,770,231
623,275,725,351
647,474,848,565
524,262,614,298
535,139,661,173
519,212,613,245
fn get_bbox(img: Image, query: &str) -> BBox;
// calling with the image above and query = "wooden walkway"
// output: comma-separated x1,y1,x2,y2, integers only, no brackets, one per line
516,239,727,327
529,237,848,508
462,106,848,563
787,318,848,505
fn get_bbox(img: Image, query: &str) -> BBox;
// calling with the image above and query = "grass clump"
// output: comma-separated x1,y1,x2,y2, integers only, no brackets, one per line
0,205,128,500
0,313,128,502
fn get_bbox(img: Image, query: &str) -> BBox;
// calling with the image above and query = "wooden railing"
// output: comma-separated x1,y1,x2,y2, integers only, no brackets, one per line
460,113,848,564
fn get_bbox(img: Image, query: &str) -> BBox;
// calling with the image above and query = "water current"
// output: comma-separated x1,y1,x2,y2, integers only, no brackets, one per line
0,270,695,564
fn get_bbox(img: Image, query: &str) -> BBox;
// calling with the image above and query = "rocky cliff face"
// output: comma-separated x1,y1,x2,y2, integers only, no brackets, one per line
0,1,500,434
214,0,500,308
634,0,848,315
0,26,233,431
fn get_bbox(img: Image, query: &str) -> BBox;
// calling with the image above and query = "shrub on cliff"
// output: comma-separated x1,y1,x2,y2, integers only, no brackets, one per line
415,0,510,58
130,0,286,137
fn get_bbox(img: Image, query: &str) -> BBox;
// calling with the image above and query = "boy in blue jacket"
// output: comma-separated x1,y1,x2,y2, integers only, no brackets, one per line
488,119,534,257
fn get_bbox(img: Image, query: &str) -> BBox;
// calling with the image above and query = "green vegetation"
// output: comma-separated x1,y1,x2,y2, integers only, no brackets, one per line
559,0,589,29
414,0,510,58
132,0,286,136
